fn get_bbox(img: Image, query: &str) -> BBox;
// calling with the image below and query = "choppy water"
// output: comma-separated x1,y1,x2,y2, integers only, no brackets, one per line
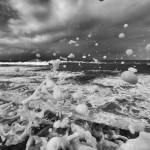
0,61,150,131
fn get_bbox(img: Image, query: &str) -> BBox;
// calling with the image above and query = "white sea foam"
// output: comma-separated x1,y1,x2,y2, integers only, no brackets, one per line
0,61,48,66
0,60,105,66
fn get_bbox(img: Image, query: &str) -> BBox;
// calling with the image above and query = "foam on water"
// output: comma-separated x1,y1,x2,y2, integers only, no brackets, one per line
1,63,150,149
0,65,150,131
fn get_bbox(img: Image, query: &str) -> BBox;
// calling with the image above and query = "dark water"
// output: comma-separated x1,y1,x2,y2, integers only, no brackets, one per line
24,60,150,74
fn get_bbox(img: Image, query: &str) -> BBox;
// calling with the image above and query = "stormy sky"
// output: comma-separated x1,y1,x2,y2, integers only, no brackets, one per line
0,0,150,61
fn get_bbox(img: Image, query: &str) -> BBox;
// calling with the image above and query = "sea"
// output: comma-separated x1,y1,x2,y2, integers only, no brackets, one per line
0,60,150,147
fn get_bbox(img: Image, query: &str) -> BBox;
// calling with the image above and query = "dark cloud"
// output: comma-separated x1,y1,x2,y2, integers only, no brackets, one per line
0,0,150,61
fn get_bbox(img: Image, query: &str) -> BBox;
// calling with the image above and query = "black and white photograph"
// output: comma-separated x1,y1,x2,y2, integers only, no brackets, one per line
0,0,150,150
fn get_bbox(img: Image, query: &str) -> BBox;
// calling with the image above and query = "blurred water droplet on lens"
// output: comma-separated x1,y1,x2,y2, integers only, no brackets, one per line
119,33,125,38
121,71,138,84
